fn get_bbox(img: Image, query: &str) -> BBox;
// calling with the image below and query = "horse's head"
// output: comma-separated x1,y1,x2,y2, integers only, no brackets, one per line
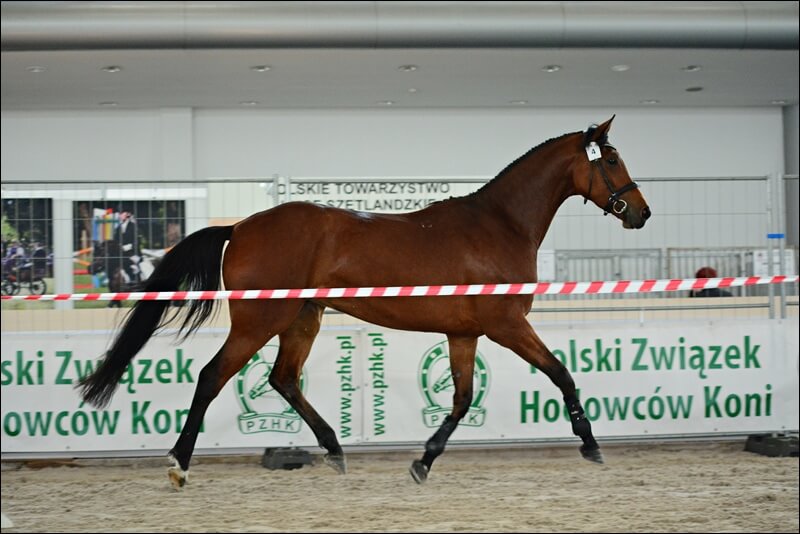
573,116,651,229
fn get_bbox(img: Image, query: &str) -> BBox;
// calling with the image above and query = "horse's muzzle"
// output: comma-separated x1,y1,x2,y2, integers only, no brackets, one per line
623,206,651,229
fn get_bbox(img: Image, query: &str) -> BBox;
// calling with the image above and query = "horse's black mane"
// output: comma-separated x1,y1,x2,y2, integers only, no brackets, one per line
467,129,583,198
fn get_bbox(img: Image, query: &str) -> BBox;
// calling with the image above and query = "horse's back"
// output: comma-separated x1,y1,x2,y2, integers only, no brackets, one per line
227,199,518,285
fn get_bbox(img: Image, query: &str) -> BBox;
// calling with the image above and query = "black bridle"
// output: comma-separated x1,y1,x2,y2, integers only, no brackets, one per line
583,142,639,216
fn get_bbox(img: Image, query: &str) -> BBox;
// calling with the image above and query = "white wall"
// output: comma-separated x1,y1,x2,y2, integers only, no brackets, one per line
0,109,195,182
1,106,789,253
2,107,785,182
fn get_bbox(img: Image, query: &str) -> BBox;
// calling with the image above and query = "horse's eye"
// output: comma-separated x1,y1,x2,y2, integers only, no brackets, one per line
607,158,618,165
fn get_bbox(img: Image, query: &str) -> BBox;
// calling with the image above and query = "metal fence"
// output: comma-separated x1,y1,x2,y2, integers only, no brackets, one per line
1,175,797,320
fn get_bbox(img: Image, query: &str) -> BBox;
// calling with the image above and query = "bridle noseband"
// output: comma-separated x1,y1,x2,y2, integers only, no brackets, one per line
583,141,639,216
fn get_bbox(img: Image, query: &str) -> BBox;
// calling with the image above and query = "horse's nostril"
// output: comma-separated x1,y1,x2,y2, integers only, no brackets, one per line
641,206,651,220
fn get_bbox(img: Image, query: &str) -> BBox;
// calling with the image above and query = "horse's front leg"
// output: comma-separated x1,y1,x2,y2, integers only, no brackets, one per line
487,320,603,464
410,335,477,484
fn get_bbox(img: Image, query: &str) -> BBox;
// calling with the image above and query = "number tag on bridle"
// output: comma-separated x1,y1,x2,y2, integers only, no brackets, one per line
585,142,602,161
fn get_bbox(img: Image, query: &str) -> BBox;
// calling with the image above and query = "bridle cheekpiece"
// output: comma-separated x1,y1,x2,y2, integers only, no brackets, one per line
583,141,639,216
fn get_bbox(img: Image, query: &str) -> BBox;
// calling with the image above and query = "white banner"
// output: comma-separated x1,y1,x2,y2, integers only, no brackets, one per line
1,319,797,456
282,179,480,213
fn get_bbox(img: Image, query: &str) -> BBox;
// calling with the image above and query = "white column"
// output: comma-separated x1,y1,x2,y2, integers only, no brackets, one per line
52,198,74,310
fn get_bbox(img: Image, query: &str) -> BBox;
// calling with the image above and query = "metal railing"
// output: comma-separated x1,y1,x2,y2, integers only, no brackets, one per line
2,175,798,319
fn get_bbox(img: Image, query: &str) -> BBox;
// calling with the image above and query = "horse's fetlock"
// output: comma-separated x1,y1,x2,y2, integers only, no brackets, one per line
424,436,445,458
318,429,340,453
571,417,592,438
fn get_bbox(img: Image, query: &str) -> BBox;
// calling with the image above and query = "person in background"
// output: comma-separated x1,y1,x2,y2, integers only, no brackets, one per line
115,210,140,283
4,239,26,269
690,266,733,297
30,241,48,277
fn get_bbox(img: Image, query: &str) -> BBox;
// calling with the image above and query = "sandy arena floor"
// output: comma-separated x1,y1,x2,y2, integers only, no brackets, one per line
1,440,798,533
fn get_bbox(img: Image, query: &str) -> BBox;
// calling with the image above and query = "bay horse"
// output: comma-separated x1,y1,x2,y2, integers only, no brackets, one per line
77,116,650,489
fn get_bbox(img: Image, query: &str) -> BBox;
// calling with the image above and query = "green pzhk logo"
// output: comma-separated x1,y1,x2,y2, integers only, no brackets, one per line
418,341,490,428
234,345,305,434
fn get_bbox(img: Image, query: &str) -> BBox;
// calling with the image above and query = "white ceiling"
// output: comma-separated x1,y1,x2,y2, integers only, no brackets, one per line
1,2,798,111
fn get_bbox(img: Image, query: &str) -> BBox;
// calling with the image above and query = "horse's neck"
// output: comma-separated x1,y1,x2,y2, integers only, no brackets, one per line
478,141,576,247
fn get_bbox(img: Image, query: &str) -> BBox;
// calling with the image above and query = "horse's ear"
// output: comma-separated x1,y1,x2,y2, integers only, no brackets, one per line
596,115,615,138
584,115,615,145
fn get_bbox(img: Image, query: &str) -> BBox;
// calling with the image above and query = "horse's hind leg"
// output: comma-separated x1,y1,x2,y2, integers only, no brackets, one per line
487,321,603,464
167,300,304,489
410,335,477,484
269,302,346,473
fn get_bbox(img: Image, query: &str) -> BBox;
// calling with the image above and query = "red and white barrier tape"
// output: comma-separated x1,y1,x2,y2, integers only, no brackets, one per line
1,276,797,302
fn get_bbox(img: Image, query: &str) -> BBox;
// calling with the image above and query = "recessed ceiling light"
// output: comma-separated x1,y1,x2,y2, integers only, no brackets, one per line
542,65,562,73
640,99,660,105
685,86,704,92
239,101,259,106
611,64,630,72
398,65,418,72
509,100,528,105
26,66,46,73
771,99,787,105
407,88,419,93
681,65,702,72
377,100,396,106
250,65,272,72
101,66,122,73
99,101,118,107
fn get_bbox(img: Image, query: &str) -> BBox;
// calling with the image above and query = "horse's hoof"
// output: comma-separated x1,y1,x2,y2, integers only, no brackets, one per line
580,445,605,464
167,466,188,489
409,460,428,484
323,453,347,474
167,453,188,489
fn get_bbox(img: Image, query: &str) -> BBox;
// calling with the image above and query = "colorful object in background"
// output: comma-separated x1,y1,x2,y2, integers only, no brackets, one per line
92,272,108,289
92,208,118,242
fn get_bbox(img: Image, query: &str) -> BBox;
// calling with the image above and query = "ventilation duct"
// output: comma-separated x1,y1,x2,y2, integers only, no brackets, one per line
2,1,798,51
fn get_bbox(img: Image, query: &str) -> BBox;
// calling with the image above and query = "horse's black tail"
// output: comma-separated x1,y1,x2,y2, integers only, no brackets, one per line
77,225,234,408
